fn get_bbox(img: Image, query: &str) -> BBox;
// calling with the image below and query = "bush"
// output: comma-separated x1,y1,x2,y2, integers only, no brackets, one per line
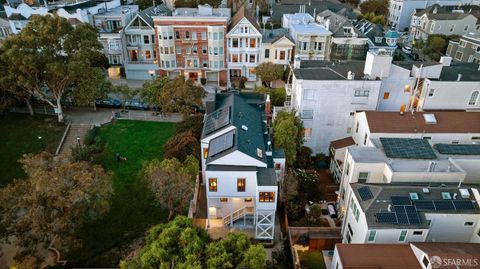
84,127,98,145
200,77,207,85
295,146,313,169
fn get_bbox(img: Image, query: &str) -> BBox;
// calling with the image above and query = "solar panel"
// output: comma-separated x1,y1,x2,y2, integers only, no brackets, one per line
405,205,421,224
208,131,234,157
396,212,409,224
203,106,230,135
376,212,397,223
380,138,437,159
414,200,436,210
453,200,476,210
435,144,480,155
358,186,373,201
433,200,455,210
391,196,412,206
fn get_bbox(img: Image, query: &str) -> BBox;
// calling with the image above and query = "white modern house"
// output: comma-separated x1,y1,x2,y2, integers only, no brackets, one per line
282,11,332,60
341,182,480,244
226,7,262,83
200,92,285,240
124,5,170,80
388,0,480,31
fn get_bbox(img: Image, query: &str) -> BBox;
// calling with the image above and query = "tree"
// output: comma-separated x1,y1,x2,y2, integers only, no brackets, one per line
273,111,304,166
72,73,112,110
143,75,205,116
0,152,113,266
254,86,287,106
282,171,299,203
359,0,389,16
255,63,284,87
143,155,199,220
114,84,138,112
163,130,200,162
175,114,204,140
1,15,106,122
140,75,169,109
359,12,386,25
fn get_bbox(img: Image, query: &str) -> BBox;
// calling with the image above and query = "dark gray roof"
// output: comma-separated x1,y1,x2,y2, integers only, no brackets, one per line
317,10,365,38
354,19,398,47
273,149,285,158
293,60,367,80
271,0,356,22
415,4,480,20
380,137,437,159
351,183,480,229
438,63,480,81
262,28,294,44
257,168,277,186
206,165,258,171
434,144,480,155
8,13,26,20
137,4,171,27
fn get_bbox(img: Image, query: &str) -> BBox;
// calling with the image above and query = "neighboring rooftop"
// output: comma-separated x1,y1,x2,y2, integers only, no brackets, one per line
317,9,365,38
461,32,480,43
415,4,480,20
293,60,368,80
290,22,331,35
262,28,294,44
94,5,137,17
330,136,356,150
169,5,231,18
412,242,480,259
271,0,356,22
438,62,480,81
136,4,171,26
364,111,480,134
380,137,437,159
351,183,480,229
257,167,277,186
228,6,260,32
335,244,422,269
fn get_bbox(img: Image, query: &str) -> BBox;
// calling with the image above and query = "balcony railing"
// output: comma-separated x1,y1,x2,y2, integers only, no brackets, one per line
127,60,156,64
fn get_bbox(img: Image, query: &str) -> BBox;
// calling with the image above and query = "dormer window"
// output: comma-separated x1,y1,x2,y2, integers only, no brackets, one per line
375,36,383,43
343,27,353,35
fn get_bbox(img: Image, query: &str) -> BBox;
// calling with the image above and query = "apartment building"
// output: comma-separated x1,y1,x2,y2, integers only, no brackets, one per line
332,243,480,269
355,19,400,55
341,182,480,244
447,32,480,63
200,92,285,240
260,29,295,65
316,10,368,60
93,5,138,77
226,7,262,83
409,4,480,41
124,5,170,80
153,4,231,84
282,12,332,60
0,13,12,45
388,0,480,31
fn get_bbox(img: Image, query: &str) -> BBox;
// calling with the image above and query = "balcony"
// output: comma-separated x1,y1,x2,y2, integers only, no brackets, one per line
126,60,156,65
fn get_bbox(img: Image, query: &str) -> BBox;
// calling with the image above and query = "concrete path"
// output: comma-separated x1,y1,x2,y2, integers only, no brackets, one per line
58,124,91,158
64,108,114,126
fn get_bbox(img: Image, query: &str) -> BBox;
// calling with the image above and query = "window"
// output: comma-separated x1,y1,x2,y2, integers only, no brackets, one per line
429,23,435,33
232,38,239,48
202,46,207,54
423,137,431,140
244,198,252,202
176,47,182,54
192,32,197,40
232,54,239,63
413,231,423,235
203,148,208,159
303,89,314,100
422,256,430,267
175,31,180,39
213,32,218,40
398,230,407,242
249,38,256,48
249,54,255,63
165,61,170,68
464,25,469,31
383,92,390,100
301,109,313,119
367,230,376,242
203,60,208,68
364,133,368,145
145,50,151,59
450,24,455,32
469,91,479,105
275,163,281,170
355,122,359,133
265,49,270,58
201,32,206,40
345,162,350,175
354,90,369,97
144,35,150,44
193,45,198,54
259,192,275,202
347,127,352,134
358,172,369,183
220,198,228,202
237,178,246,192
304,128,312,138
350,112,355,116
455,51,463,61
279,51,286,60
214,47,218,55
219,47,224,55
208,178,217,192
459,40,466,47
428,88,435,97
465,221,474,226
185,31,190,39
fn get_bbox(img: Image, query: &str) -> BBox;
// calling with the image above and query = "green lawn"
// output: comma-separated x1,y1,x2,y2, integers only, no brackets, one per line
299,250,326,269
0,113,64,186
72,120,176,267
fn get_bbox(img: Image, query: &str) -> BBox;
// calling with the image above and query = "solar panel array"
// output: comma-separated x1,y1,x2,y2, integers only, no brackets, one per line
380,138,437,159
434,144,480,155
358,186,373,201
203,106,231,135
413,200,476,211
208,131,234,157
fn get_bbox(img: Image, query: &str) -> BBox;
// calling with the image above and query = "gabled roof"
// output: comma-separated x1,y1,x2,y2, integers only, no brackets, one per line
8,13,27,20
262,28,295,44
354,19,399,47
228,6,260,33
271,0,356,22
415,4,480,20
128,4,170,29
330,136,355,150
317,9,365,38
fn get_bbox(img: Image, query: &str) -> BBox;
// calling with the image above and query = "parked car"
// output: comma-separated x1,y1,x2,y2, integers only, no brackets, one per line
125,100,149,110
95,98,122,108
402,46,412,54
409,52,419,60
190,104,206,114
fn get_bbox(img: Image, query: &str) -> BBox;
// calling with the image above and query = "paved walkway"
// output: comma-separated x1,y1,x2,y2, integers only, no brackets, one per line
58,124,91,158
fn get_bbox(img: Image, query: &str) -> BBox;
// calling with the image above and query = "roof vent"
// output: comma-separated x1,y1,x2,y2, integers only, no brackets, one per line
441,192,451,200
241,125,248,131
423,113,437,124
409,193,419,200
460,188,470,198
256,148,263,158
422,187,430,193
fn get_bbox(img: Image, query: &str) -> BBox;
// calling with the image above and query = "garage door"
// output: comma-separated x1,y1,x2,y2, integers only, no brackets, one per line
206,72,218,82
168,71,180,79
126,70,150,80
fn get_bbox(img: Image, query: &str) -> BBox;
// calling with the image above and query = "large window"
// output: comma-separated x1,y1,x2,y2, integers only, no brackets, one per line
237,178,246,192
354,90,369,97
249,38,256,48
398,230,407,242
301,109,314,119
203,148,208,159
265,49,270,58
468,91,479,105
232,38,239,48
279,51,286,60
259,192,275,202
358,172,369,183
367,230,376,242
144,35,150,44
209,178,217,192
303,89,314,100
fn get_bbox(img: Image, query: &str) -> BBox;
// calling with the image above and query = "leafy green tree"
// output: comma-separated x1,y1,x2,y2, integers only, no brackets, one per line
256,63,284,87
0,152,113,267
143,155,199,220
175,114,204,140
359,0,388,16
241,244,267,269
114,84,138,112
255,86,287,106
273,111,304,166
163,130,200,162
1,15,106,122
359,12,386,25
140,75,169,109
72,72,112,110
282,171,299,203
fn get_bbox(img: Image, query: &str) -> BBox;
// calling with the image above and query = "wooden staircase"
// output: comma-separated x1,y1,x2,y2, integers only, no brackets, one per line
223,206,254,226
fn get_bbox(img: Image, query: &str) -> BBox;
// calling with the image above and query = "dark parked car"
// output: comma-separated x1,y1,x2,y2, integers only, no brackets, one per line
95,98,122,108
125,100,149,110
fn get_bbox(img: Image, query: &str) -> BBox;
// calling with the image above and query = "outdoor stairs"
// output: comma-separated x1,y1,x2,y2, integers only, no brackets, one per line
223,206,254,227
58,124,91,158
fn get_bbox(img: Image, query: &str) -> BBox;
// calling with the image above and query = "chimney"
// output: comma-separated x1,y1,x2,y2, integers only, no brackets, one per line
265,94,271,117
347,71,355,80
325,18,330,30
293,56,301,69
439,56,452,66
457,74,462,81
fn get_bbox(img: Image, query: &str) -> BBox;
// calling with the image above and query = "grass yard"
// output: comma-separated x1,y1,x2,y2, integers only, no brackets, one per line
72,120,176,267
0,113,64,187
299,250,326,269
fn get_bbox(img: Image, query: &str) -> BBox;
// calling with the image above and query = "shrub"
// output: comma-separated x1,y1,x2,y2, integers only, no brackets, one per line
200,77,207,85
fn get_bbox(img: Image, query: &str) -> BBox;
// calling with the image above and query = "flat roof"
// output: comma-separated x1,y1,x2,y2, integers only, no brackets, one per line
412,242,480,259
336,244,422,269
330,136,356,150
294,60,368,80
364,111,480,134
438,63,480,81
